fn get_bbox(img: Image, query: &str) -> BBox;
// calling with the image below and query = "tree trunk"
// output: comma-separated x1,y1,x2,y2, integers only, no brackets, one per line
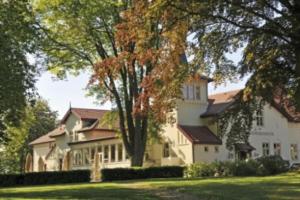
130,117,147,167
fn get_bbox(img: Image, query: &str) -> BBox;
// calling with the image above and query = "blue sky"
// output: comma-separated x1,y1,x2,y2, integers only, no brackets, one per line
36,71,248,118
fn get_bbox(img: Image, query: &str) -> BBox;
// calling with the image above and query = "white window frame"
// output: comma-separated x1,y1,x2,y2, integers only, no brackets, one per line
262,143,270,156
291,144,298,160
256,109,264,127
163,143,170,158
273,143,281,156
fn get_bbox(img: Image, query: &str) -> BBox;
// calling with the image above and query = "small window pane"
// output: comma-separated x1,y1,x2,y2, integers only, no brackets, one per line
163,143,170,158
118,144,123,162
204,146,209,152
104,145,109,163
111,144,116,162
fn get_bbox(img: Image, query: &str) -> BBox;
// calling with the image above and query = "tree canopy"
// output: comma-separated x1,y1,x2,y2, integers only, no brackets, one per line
0,0,39,142
33,0,189,166
149,0,300,148
0,99,57,174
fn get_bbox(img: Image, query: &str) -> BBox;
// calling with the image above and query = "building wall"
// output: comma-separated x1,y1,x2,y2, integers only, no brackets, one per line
161,122,193,165
194,144,223,163
33,143,57,171
202,103,300,164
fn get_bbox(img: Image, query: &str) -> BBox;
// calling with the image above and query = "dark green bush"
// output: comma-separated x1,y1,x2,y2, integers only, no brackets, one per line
256,155,289,175
231,159,259,176
0,170,90,187
0,174,24,187
101,166,184,181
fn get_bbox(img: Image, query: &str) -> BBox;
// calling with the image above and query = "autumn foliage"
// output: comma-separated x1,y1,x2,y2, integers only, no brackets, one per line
91,0,188,166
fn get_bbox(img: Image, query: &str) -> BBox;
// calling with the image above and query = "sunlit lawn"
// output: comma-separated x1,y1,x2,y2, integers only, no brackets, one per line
1,172,300,200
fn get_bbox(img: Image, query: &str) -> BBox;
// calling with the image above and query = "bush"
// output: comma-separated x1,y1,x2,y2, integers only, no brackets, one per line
101,166,184,181
185,163,215,178
256,155,289,175
231,159,259,176
0,170,90,187
0,174,24,187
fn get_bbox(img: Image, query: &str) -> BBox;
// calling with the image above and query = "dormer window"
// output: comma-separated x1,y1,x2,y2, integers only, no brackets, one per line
256,109,264,127
182,84,202,101
195,86,201,100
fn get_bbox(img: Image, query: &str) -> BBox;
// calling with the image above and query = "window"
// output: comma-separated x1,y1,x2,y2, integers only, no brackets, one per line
90,148,96,161
182,85,188,99
111,144,116,162
256,109,264,127
118,144,123,162
74,150,82,165
274,143,281,156
83,148,90,165
262,143,270,156
195,86,201,100
204,146,209,152
215,146,219,153
291,144,298,160
163,143,170,158
104,145,109,163
74,131,79,141
182,84,202,101
98,145,102,153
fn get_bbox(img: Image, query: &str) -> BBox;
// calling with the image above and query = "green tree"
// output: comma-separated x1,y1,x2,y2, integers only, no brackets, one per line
151,0,300,148
0,0,39,142
0,99,57,174
156,0,300,109
34,0,188,166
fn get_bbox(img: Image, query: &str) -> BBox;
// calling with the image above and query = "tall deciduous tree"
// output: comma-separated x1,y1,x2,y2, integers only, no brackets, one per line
34,0,188,166
0,99,57,174
0,0,38,142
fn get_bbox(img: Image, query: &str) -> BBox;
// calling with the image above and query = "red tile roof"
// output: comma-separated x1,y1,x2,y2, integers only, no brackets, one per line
201,90,241,117
178,125,222,145
29,130,56,145
49,126,66,137
68,131,116,145
61,108,110,124
201,89,300,123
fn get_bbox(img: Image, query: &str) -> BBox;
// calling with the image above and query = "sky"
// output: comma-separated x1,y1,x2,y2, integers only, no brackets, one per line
36,70,248,119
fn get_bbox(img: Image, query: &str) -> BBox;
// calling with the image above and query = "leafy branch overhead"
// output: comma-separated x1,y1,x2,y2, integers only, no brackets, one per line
154,0,300,111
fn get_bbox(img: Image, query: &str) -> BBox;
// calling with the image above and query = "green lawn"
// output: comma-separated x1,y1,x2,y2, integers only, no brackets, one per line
1,172,300,200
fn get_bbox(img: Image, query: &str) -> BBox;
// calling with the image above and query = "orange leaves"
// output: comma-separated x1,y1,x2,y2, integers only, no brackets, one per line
91,0,189,124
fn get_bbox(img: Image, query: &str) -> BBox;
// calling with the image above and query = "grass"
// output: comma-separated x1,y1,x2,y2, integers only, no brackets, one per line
1,172,300,200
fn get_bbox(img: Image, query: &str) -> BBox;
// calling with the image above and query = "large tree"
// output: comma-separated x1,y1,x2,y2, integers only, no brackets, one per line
34,0,188,166
155,0,300,109
0,0,39,142
0,99,57,174
150,0,300,148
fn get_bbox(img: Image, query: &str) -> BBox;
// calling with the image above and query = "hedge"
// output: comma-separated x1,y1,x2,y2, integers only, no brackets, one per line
0,170,90,187
185,155,289,178
101,166,185,181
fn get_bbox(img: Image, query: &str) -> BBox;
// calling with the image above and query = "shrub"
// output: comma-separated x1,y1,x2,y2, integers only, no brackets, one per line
211,161,235,177
185,163,215,178
231,159,259,176
101,166,184,181
0,174,24,187
256,155,289,175
0,170,90,187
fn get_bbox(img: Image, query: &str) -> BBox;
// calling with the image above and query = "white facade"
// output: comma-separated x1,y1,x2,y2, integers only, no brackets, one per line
30,78,300,172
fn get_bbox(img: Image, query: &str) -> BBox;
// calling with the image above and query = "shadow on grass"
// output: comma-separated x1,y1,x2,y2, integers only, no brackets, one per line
0,184,157,200
1,173,300,200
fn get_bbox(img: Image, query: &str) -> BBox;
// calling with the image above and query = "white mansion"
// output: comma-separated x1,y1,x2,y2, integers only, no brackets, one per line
30,77,300,172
